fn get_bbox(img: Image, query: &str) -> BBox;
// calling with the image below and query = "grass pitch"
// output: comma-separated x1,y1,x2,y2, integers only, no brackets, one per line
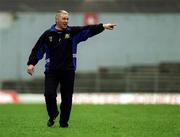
0,104,179,137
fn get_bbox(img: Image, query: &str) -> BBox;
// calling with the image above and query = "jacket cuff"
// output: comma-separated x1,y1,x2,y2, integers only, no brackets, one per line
99,23,105,31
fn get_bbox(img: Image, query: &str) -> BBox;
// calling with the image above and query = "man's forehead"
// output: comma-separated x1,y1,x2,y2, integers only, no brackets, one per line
57,13,69,19
61,13,69,17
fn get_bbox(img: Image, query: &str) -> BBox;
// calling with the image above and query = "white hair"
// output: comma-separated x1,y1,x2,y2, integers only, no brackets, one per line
55,10,69,21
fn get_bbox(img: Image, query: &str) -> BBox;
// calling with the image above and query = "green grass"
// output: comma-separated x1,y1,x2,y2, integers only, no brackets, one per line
0,104,180,137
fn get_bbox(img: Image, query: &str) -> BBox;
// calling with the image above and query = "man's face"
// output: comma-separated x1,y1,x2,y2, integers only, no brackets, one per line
56,13,69,29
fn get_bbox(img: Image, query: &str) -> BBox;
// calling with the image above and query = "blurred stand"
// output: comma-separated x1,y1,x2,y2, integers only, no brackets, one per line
2,63,180,93
0,0,180,13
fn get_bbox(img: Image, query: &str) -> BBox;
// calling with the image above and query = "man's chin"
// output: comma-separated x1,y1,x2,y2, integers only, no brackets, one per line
63,26,68,29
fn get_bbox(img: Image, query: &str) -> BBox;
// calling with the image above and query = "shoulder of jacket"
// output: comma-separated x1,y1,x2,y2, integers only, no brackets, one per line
69,26,82,31
44,29,51,34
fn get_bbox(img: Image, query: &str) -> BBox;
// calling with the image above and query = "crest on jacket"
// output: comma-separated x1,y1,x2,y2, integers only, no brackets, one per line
65,34,70,39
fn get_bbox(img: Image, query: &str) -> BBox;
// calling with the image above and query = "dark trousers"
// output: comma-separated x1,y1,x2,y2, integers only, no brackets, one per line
44,70,75,125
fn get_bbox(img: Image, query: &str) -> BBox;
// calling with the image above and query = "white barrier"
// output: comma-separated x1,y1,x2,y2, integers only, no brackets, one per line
16,93,180,104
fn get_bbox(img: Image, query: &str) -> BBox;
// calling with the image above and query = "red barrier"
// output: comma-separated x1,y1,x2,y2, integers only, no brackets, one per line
0,90,19,104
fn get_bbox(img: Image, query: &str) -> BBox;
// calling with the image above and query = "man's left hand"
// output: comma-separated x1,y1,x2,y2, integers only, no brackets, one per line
103,23,116,30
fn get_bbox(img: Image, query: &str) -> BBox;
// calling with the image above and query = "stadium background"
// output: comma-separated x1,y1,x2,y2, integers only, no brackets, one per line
0,1,180,137
0,0,180,102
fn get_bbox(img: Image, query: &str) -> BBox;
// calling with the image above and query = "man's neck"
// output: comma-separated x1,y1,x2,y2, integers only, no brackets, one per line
55,25,63,31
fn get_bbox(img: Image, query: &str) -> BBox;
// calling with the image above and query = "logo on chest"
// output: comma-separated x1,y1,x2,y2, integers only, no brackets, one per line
65,33,70,39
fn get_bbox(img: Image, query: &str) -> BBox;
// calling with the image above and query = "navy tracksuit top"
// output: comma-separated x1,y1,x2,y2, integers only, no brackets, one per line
27,23,105,72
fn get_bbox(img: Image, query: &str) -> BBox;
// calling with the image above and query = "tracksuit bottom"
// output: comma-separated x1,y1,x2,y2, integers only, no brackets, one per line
44,70,75,126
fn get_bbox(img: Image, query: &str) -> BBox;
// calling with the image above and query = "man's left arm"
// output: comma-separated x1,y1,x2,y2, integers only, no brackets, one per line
86,23,116,38
73,23,116,44
88,23,104,37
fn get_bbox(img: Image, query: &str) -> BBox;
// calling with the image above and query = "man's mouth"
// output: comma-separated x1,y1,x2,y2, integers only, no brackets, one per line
63,24,67,27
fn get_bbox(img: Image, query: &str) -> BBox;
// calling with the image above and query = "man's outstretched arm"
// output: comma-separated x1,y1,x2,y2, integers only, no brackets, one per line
72,23,116,44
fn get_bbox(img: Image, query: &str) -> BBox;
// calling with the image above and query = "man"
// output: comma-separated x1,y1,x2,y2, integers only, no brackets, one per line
27,10,116,128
